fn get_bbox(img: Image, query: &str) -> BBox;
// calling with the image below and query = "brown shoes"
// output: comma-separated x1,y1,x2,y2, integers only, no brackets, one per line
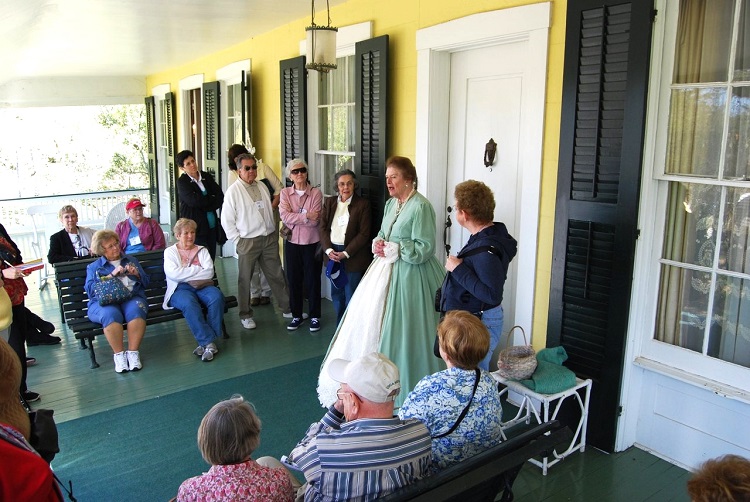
260,296,271,305
250,298,260,306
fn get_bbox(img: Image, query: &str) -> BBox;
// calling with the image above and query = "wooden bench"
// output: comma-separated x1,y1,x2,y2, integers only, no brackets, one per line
54,249,238,369
379,420,573,502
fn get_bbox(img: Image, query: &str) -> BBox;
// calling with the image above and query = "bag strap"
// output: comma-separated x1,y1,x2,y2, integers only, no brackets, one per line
457,245,502,260
432,368,481,439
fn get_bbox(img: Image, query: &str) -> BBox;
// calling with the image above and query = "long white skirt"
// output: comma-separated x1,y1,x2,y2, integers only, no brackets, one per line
317,257,393,407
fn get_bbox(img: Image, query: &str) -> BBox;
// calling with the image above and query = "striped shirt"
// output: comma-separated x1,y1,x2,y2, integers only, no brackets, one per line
287,406,432,502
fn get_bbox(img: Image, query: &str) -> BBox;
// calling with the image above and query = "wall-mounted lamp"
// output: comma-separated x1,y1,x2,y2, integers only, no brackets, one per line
305,0,338,72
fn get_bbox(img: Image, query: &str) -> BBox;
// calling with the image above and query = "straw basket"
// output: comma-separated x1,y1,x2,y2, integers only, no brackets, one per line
496,326,537,380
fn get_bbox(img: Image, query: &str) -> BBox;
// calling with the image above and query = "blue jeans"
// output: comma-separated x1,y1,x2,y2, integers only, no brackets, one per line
168,283,224,346
330,244,364,324
479,305,504,371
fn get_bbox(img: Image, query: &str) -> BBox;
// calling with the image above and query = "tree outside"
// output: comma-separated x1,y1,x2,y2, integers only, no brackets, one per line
0,104,148,199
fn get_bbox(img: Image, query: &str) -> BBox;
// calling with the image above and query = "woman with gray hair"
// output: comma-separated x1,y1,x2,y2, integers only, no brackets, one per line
320,169,372,324
163,218,224,362
177,395,293,501
48,204,96,264
84,229,150,373
279,158,323,332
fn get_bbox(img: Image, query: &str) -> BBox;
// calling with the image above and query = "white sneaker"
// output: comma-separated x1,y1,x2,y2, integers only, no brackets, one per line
126,350,142,371
202,343,218,362
241,318,256,329
114,352,128,373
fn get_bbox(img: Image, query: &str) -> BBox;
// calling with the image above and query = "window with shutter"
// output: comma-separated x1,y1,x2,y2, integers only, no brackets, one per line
355,35,389,236
280,56,308,170
202,81,221,180
549,0,652,452
145,96,160,218
164,91,178,226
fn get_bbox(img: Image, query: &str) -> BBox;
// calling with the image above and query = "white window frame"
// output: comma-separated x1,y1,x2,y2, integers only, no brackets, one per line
179,74,205,161
216,59,251,189
151,83,171,225
301,22,372,190
627,0,750,396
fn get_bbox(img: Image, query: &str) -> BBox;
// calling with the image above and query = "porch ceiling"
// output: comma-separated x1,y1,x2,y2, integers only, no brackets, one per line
0,0,344,107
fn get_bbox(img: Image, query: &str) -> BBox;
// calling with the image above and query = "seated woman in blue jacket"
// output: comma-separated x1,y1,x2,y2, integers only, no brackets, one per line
85,229,150,374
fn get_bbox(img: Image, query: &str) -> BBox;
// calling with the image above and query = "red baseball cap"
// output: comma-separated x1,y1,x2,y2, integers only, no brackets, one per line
126,198,146,211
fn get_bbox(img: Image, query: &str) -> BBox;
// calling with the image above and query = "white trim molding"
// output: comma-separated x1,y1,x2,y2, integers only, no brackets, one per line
415,2,551,335
216,60,251,84
151,83,171,98
179,74,204,91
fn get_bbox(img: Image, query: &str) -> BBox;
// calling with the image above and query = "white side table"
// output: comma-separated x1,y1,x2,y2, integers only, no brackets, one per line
491,372,592,475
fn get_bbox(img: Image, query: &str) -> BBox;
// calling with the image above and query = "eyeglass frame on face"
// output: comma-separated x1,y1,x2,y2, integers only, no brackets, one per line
242,164,258,171
290,167,307,175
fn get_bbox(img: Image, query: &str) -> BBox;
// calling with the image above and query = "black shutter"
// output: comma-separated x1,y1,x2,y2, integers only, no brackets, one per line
165,91,178,227
548,1,653,452
355,35,389,237
145,96,160,219
280,56,308,173
202,81,221,181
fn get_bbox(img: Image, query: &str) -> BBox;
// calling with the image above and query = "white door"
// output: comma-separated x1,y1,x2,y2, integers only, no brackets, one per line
444,42,525,363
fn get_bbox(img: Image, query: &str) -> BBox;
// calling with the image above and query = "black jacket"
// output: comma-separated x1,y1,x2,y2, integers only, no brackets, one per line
177,171,226,244
440,222,517,313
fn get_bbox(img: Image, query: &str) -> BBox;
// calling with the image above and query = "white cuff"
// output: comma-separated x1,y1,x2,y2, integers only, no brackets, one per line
381,241,400,264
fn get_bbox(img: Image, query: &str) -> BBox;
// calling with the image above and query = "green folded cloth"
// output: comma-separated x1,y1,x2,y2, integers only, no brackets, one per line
536,346,568,365
519,347,577,394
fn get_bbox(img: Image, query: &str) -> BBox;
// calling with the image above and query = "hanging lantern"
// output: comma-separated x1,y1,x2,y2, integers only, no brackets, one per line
305,0,338,72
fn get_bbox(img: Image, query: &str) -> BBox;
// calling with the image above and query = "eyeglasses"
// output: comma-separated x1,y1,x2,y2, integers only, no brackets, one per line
242,164,258,171
291,167,307,175
336,389,352,401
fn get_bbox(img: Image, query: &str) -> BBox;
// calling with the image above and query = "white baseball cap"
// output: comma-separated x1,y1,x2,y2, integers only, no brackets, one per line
328,352,401,403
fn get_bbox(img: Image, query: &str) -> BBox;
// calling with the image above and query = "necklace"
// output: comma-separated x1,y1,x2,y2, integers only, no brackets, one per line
395,188,416,217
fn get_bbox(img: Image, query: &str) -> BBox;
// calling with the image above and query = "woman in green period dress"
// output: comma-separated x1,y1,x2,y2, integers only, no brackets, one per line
318,156,445,408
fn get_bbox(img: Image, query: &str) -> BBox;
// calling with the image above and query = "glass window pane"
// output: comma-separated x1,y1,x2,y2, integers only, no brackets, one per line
724,86,750,179
348,103,356,152
719,187,750,273
734,0,750,80
662,182,720,266
673,0,734,84
664,88,726,177
655,264,710,353
332,57,347,104
348,55,355,102
318,107,331,150
331,105,348,151
319,72,331,106
708,274,750,368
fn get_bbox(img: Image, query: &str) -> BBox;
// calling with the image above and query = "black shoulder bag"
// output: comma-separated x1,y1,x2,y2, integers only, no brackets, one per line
431,368,481,439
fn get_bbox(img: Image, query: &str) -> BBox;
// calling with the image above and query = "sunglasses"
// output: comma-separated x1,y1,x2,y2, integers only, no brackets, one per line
242,164,258,171
291,167,307,175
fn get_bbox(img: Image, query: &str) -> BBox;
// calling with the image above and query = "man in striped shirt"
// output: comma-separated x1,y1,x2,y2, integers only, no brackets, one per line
262,353,432,501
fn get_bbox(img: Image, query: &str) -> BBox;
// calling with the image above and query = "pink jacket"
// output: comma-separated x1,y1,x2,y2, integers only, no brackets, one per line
279,185,323,245
115,218,166,252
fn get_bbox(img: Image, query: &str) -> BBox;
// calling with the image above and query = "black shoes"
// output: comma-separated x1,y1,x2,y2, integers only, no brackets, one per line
22,391,41,402
27,335,61,346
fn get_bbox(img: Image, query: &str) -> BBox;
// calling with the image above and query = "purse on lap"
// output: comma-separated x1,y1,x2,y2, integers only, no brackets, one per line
94,271,132,306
